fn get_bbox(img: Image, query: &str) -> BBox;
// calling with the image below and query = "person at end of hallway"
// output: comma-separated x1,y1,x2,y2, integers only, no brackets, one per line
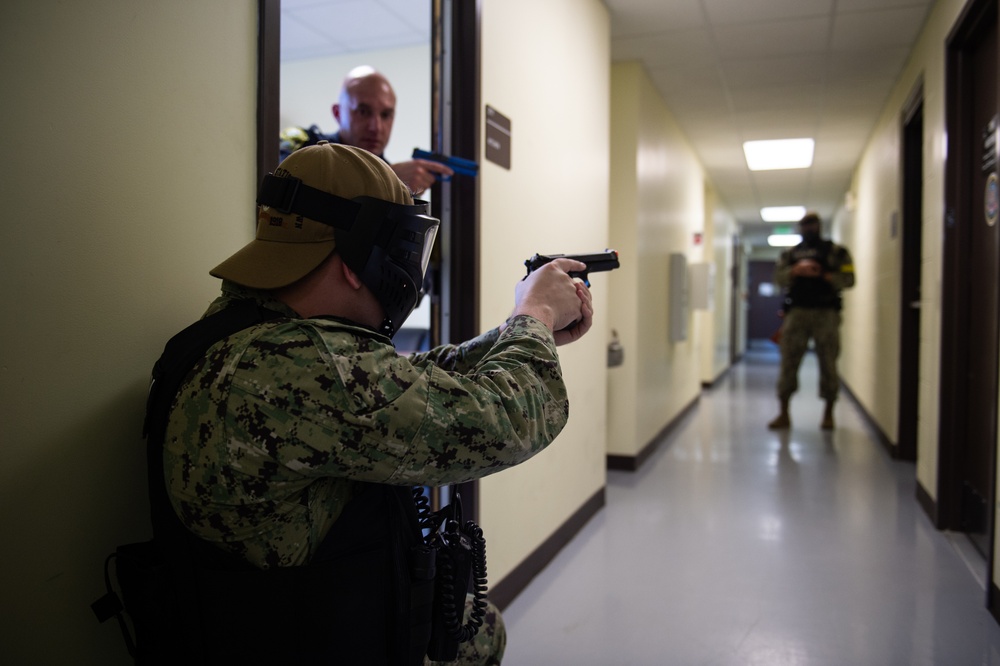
280,65,453,196
767,212,855,431
156,141,593,665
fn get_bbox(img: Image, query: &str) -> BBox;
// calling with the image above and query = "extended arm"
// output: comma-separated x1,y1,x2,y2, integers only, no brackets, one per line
825,244,855,290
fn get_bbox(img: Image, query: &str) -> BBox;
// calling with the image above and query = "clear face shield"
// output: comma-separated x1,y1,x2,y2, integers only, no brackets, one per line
256,174,440,336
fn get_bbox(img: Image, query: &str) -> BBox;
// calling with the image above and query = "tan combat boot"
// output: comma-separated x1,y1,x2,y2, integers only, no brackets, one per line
821,401,835,430
768,399,791,430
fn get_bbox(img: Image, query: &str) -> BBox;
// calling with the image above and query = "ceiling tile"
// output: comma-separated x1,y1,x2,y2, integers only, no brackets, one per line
720,54,831,89
646,63,725,96
604,0,705,36
836,0,933,10
612,29,715,66
378,0,431,33
728,84,826,114
712,17,832,59
703,0,835,25
831,6,931,50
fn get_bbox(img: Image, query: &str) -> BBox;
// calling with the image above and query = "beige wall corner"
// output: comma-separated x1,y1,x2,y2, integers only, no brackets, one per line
477,0,611,585
0,1,259,662
607,62,706,458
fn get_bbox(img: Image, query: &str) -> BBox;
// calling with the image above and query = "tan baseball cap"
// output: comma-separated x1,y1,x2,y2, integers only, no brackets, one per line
210,142,413,289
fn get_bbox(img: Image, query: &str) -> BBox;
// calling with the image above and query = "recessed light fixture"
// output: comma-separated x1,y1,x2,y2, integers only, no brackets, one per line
768,234,802,247
761,206,807,222
743,138,815,171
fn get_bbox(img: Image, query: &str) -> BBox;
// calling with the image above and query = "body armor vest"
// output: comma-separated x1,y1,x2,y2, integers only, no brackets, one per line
784,239,843,311
139,300,433,665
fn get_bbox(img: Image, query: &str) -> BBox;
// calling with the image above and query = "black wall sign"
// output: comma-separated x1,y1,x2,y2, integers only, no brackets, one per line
485,105,511,170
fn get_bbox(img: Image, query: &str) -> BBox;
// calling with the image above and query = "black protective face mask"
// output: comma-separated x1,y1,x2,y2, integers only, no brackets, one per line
341,196,439,336
800,229,821,244
257,174,440,336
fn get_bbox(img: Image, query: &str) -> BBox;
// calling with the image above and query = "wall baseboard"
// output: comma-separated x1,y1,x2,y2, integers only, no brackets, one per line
916,479,940,528
839,378,897,457
990,581,1000,626
606,395,700,472
841,379,942,529
701,362,734,389
491,486,606,611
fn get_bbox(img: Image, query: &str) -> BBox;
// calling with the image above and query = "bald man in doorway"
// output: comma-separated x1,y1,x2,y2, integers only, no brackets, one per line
280,66,453,196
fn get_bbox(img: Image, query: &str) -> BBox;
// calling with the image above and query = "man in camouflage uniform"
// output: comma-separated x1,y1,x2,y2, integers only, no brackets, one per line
162,142,592,664
767,212,855,430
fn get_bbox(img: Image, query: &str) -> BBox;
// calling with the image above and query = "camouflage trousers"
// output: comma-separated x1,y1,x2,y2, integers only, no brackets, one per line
776,308,842,402
425,595,506,665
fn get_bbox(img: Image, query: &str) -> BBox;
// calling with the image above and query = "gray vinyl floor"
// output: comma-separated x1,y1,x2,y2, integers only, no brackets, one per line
502,346,1000,665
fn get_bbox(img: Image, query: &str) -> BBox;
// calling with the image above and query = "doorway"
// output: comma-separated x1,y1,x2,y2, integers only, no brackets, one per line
746,259,784,349
730,234,744,362
897,89,923,462
256,0,482,517
941,0,999,572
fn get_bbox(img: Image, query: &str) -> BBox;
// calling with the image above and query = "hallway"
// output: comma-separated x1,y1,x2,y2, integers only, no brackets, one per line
503,348,1000,665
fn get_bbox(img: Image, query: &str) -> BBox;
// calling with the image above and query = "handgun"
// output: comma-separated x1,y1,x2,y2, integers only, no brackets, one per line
524,250,620,286
412,148,479,178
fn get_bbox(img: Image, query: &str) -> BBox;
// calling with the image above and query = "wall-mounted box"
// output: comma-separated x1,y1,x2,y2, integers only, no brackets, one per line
669,253,688,342
689,262,715,311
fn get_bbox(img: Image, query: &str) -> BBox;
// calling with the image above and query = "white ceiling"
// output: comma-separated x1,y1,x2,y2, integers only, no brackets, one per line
280,0,936,247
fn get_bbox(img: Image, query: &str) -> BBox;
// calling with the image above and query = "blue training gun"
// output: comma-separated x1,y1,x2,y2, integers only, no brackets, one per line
524,249,620,286
412,148,479,178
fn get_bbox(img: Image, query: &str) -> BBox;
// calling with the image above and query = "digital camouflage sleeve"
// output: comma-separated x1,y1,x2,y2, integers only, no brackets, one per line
163,285,568,568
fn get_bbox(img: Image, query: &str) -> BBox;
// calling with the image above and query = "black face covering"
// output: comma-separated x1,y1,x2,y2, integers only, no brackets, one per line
800,229,821,244
256,174,440,336
340,196,439,336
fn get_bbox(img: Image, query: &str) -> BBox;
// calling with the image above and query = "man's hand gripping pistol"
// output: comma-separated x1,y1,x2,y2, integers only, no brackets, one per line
524,249,620,286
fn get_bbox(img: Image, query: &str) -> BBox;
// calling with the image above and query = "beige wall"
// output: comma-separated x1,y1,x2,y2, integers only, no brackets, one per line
477,0,611,583
0,0,258,662
837,0,963,506
607,62,706,457
699,184,739,384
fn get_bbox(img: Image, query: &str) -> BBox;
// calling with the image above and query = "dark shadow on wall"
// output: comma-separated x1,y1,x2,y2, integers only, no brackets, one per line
0,379,150,665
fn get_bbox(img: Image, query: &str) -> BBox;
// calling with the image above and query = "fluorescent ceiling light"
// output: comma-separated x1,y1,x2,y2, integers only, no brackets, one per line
743,138,815,171
768,234,802,247
761,206,806,222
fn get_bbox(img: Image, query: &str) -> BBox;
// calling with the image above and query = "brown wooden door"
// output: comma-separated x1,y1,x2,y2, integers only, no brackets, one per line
943,1,1000,560
961,12,998,556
